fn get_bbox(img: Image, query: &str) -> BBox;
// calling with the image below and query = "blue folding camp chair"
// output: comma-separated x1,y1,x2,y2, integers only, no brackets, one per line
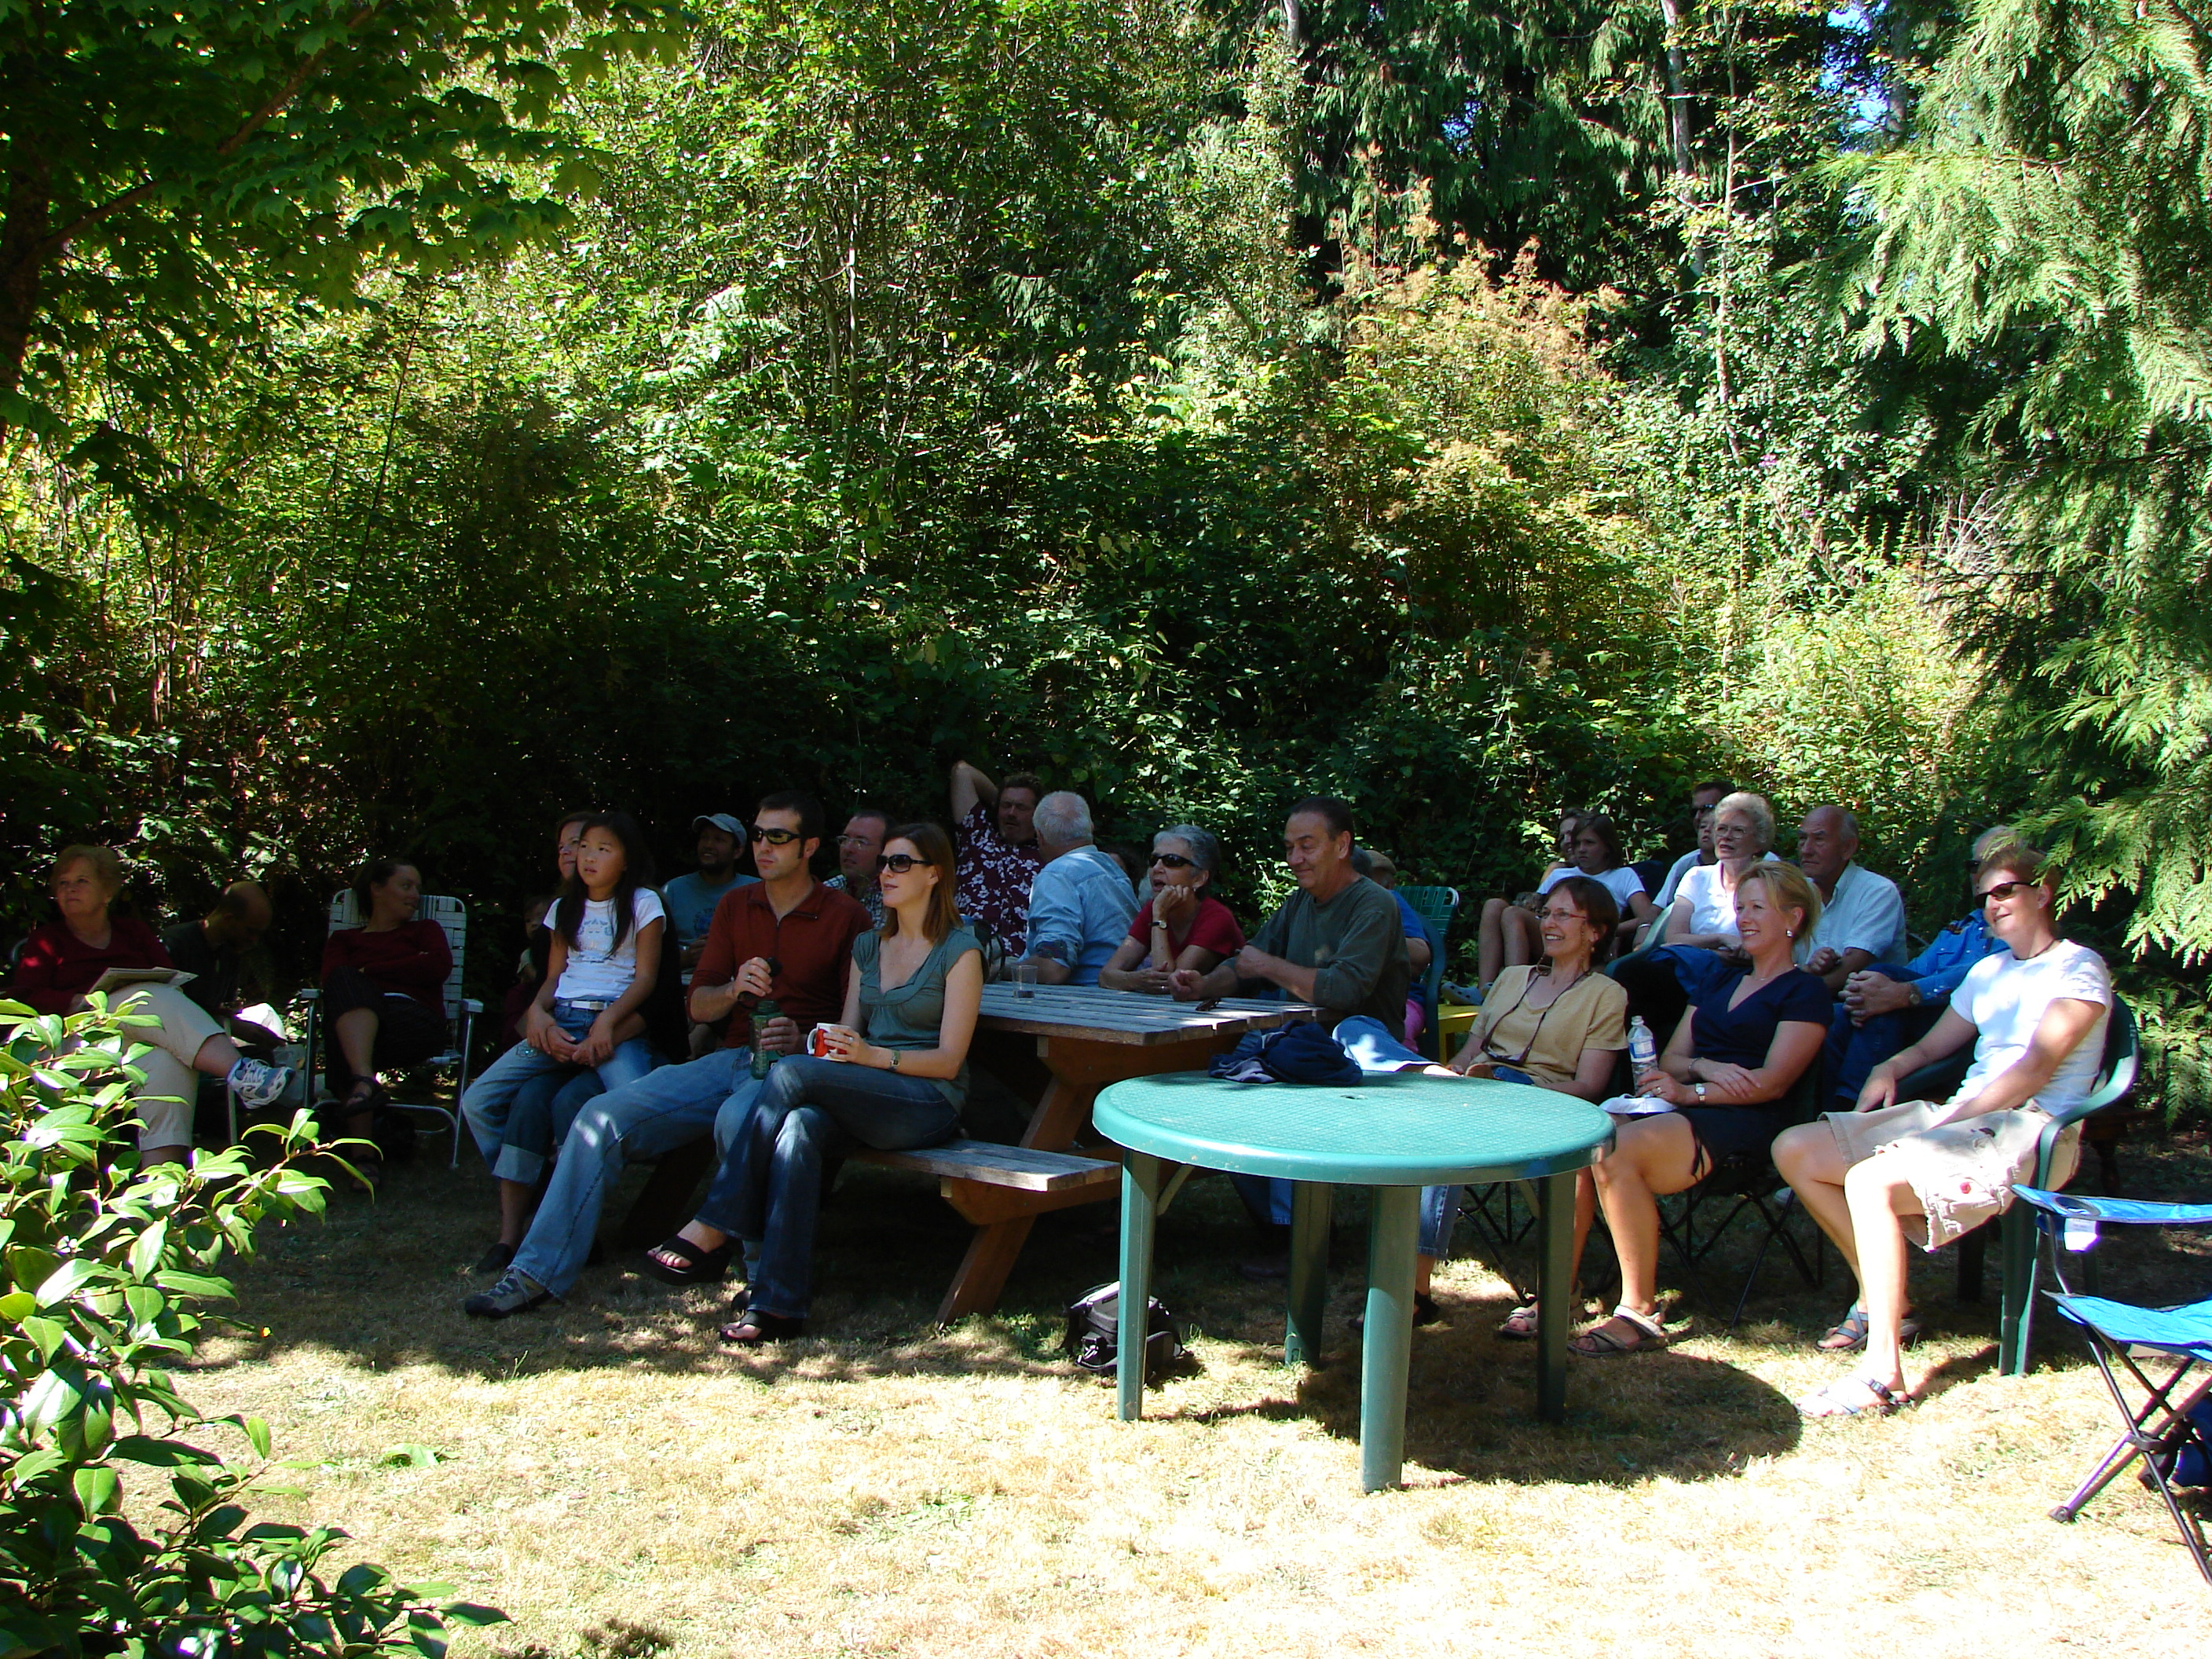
2013,1184,2212,1585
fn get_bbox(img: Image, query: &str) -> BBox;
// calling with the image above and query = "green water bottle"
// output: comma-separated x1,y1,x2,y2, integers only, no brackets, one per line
749,998,782,1079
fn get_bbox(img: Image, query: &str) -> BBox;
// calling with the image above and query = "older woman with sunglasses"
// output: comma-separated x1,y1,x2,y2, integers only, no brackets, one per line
1337,877,1629,1328
1097,826,1244,994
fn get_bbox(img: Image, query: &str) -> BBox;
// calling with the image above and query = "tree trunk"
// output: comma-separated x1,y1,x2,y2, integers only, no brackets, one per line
0,150,53,444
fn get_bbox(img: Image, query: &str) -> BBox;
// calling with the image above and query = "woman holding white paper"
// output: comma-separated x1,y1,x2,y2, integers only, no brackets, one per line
1570,861,1828,1356
6,844,292,1163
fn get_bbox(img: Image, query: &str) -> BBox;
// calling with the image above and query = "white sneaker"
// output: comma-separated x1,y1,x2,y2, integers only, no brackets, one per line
226,1057,295,1108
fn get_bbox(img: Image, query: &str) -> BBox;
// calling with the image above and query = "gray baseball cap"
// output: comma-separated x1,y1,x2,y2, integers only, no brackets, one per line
693,813,745,837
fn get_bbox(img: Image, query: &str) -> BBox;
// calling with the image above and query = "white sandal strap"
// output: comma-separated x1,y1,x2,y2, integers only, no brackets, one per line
1611,1303,1668,1339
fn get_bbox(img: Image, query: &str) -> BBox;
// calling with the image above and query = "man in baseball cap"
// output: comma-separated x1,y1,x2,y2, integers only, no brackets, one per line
665,814,756,983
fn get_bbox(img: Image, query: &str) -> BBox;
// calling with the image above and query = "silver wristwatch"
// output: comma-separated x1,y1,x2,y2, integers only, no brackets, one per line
1694,1082,1708,1101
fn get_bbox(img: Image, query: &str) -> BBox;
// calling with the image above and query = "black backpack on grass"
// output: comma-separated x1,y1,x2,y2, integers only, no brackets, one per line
1063,1282,1189,1383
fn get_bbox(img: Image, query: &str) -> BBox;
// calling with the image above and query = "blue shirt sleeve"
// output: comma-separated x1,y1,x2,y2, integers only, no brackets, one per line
1902,913,1998,1006
1024,862,1082,964
1392,892,1423,939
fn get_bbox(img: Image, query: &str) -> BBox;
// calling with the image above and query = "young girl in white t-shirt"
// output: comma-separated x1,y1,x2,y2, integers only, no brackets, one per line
461,813,665,1265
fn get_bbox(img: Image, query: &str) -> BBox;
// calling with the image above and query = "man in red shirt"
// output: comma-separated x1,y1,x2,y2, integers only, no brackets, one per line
468,792,869,1317
948,758,1044,953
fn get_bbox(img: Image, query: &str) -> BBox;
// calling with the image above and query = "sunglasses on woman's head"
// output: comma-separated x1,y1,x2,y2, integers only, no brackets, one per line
1150,852,1196,869
749,826,802,846
877,852,924,874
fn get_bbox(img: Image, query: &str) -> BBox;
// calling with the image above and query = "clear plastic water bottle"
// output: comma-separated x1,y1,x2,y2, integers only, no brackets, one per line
750,998,782,1080
1628,1015,1657,1075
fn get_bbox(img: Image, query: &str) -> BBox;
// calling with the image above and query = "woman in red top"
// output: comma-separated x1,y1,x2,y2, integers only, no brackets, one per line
8,845,292,1162
320,859,452,1177
1097,826,1245,994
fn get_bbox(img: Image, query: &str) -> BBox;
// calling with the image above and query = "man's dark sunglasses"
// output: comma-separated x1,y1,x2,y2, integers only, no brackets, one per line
749,826,803,846
877,852,925,875
1150,852,1196,869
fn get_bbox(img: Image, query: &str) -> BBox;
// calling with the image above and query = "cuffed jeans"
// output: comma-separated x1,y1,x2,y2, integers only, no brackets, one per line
510,1046,767,1298
698,1056,961,1320
460,1000,659,1184
1822,966,1943,1108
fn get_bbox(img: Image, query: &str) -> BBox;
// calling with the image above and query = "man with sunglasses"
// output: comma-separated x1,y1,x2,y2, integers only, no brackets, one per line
467,791,870,1318
1653,780,1734,908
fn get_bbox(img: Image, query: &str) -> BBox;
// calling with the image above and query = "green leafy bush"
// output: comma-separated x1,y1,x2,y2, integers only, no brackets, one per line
0,998,503,1657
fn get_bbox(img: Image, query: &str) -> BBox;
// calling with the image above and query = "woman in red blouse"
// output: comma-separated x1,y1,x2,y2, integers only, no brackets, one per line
320,859,452,1178
1097,826,1245,994
9,844,292,1162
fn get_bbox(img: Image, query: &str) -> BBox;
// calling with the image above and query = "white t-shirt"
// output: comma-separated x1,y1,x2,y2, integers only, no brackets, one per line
1654,849,1702,907
1950,939,2112,1113
552,888,666,1005
1669,853,1780,940
1539,863,1646,912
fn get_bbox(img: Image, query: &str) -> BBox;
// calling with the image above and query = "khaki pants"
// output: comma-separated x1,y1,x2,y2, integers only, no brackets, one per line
111,983,222,1148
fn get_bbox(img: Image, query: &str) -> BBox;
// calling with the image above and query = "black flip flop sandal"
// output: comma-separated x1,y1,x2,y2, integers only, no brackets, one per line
719,1309,805,1345
639,1235,732,1286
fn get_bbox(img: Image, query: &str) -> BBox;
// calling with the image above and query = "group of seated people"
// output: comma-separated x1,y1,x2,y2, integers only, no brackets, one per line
9,774,2116,1423
458,782,1419,1351
1425,786,2112,1418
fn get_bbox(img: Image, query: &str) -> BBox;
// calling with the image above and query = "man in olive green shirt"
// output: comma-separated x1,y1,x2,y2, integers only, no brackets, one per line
1171,796,1411,1035
1172,797,1412,1271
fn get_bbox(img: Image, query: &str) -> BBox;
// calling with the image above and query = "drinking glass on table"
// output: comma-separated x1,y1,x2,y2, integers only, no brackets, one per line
1013,961,1039,999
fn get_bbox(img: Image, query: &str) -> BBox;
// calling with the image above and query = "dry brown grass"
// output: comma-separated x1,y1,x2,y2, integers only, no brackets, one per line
184,1130,2212,1657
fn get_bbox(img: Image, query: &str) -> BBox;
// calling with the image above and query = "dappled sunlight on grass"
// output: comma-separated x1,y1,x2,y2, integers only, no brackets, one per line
187,1134,2212,1656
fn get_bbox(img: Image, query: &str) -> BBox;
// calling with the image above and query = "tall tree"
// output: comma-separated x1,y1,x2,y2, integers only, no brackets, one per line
0,0,688,447
1837,0,2212,957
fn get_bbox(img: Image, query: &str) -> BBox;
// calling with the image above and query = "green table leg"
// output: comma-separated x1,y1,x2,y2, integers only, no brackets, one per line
1285,1180,1334,1367
1118,1152,1162,1422
1361,1185,1421,1492
1535,1170,1573,1423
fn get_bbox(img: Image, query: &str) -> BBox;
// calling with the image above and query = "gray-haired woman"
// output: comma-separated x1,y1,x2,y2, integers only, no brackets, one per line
1097,826,1247,994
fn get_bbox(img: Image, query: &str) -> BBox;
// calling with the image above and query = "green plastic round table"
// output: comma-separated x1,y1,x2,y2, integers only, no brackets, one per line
1094,1069,1615,1491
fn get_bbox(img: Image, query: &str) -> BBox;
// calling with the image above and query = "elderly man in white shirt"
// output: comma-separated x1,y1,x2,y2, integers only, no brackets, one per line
1795,806,1908,993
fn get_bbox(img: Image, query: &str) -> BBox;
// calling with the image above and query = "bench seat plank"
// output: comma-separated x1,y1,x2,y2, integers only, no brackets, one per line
848,1138,1119,1192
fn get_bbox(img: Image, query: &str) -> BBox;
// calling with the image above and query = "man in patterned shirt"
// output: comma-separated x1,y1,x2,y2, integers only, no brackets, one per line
824,804,890,928
948,759,1045,953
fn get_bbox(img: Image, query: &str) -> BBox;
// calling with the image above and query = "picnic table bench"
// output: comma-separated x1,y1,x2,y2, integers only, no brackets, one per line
619,985,1314,1321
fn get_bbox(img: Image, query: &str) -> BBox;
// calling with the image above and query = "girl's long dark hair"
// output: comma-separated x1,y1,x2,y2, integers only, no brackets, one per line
881,822,961,944
553,812,654,951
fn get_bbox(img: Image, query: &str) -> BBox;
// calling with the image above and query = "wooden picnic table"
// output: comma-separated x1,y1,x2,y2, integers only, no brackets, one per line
925,983,1317,1323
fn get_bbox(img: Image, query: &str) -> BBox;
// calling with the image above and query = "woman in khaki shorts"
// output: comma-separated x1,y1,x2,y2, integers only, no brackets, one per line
1774,841,2111,1417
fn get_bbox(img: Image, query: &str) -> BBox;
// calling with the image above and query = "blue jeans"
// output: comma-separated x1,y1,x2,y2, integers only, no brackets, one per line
697,1056,961,1321
511,1046,767,1298
1822,966,1943,1108
461,1001,660,1185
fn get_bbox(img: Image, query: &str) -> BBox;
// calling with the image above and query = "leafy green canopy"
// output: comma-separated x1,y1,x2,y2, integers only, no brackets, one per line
1837,0,2212,960
0,0,690,445
0,997,504,1654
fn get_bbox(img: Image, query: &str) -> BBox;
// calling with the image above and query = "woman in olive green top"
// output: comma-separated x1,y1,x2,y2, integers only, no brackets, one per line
647,822,983,1346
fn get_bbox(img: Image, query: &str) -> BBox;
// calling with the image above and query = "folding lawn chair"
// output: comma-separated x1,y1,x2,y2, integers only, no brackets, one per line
2013,1184,2212,1585
232,892,479,1165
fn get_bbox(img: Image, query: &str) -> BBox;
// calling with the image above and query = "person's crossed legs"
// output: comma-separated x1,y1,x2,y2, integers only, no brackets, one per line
1576,1112,1703,1355
1774,1122,1924,1412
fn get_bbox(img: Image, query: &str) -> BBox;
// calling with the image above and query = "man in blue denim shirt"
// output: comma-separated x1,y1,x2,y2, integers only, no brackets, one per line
1016,793,1140,986
1822,828,2018,1105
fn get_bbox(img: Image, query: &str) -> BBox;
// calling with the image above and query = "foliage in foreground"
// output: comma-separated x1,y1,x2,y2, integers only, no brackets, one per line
0,998,503,1657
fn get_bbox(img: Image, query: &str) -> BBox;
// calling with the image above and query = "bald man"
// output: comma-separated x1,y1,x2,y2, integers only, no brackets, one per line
163,882,283,1052
1793,807,1909,993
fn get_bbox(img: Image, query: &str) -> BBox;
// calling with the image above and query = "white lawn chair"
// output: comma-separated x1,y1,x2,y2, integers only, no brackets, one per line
229,892,479,1165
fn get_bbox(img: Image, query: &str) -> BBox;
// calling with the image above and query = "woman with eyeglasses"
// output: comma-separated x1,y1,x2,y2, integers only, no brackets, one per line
1774,842,2111,1417
649,822,983,1346
1097,826,1244,994
1571,861,1829,1357
1372,876,1633,1328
